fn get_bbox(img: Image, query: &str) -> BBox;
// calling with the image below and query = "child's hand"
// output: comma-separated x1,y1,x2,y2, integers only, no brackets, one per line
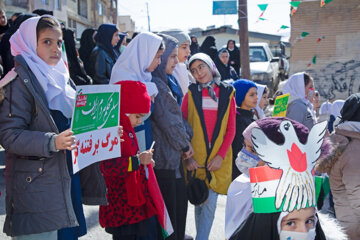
55,129,77,151
207,155,223,171
138,150,153,166
185,158,200,171
118,125,124,142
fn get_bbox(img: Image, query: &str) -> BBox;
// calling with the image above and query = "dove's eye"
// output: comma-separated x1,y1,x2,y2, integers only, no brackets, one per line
284,123,290,131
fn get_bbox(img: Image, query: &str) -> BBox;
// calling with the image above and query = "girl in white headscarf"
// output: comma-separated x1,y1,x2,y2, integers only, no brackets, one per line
0,15,81,240
110,32,164,152
282,72,316,129
254,83,269,119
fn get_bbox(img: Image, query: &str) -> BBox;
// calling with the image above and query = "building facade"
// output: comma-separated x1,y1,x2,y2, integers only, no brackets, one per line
1,0,120,38
290,0,360,101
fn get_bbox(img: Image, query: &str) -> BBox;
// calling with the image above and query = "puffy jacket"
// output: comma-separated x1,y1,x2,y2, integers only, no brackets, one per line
0,56,78,236
316,121,360,240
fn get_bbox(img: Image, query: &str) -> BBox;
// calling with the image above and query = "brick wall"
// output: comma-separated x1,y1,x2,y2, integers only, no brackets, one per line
290,0,360,101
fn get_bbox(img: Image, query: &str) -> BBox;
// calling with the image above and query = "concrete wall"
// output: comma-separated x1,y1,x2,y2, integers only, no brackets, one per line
290,0,360,101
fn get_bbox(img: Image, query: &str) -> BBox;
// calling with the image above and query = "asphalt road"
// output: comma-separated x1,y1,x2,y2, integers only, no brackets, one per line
0,172,227,240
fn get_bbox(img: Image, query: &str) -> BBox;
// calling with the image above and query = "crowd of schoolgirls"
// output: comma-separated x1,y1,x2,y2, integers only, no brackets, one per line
0,11,358,240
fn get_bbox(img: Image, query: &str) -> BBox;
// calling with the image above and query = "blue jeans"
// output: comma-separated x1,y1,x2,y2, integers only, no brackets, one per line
194,189,218,240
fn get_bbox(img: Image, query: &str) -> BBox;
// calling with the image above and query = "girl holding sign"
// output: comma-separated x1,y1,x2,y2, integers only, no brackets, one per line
0,16,86,239
99,81,162,240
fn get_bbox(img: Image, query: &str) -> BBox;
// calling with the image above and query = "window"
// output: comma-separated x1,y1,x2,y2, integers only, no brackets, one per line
54,0,61,10
249,47,268,62
42,0,49,5
98,2,102,16
6,0,28,8
78,0,88,18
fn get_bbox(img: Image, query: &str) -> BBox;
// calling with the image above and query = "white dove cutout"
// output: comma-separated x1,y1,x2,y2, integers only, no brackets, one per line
251,120,328,212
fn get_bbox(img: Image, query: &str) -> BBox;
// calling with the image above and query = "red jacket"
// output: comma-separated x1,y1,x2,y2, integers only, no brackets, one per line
99,113,156,227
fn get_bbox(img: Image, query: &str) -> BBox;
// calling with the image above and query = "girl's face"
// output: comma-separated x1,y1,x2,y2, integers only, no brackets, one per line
281,207,316,233
305,79,314,97
190,60,213,84
228,41,235,50
165,48,179,75
111,31,120,47
178,41,191,63
241,87,258,110
128,113,146,127
259,91,269,109
146,49,164,72
36,27,63,66
219,52,229,65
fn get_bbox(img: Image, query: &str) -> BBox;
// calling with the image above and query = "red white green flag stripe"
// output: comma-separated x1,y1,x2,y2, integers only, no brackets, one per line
250,166,283,213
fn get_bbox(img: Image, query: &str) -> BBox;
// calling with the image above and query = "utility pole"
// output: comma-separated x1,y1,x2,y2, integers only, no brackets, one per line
238,0,251,79
146,2,151,32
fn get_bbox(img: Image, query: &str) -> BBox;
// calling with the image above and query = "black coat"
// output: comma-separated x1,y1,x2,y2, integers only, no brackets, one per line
231,108,255,180
215,58,239,81
227,46,240,75
88,43,116,84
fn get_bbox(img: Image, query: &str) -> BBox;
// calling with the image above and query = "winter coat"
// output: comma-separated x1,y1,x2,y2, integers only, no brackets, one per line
99,113,156,227
151,34,193,171
286,98,314,130
0,56,78,236
231,108,255,180
316,121,360,240
88,42,116,84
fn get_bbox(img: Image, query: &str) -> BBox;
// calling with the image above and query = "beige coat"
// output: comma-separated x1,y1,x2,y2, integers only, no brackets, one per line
316,121,360,240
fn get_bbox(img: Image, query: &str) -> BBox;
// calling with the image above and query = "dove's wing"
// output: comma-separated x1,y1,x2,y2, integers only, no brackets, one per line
251,127,287,169
305,121,328,166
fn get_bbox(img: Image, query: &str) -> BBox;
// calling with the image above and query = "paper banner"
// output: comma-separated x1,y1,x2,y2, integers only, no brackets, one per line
312,54,317,64
290,1,301,16
278,25,290,32
301,31,310,38
71,85,121,173
317,36,325,42
250,120,328,213
321,0,333,7
272,93,290,117
257,4,268,20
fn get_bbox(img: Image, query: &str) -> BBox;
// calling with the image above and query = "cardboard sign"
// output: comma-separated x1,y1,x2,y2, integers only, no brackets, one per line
71,85,121,173
272,93,290,117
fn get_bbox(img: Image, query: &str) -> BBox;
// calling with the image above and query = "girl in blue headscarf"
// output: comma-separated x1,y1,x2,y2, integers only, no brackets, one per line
88,23,120,84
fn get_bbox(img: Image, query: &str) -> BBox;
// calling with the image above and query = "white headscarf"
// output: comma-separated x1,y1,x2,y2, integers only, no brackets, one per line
282,72,307,104
319,101,332,115
331,100,345,117
10,16,75,118
255,83,266,119
110,32,162,97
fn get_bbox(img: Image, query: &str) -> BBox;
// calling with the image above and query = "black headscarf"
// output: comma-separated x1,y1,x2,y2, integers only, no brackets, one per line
226,39,240,74
63,28,92,85
0,13,36,77
200,36,218,61
79,28,96,74
190,35,199,55
94,23,118,61
215,49,239,81
340,93,360,122
229,212,326,240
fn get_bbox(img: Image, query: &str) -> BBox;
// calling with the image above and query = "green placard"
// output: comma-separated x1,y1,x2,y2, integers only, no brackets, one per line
72,89,120,135
272,93,290,117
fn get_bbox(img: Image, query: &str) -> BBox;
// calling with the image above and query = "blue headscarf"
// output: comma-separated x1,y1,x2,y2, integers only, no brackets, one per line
95,23,118,60
233,79,257,107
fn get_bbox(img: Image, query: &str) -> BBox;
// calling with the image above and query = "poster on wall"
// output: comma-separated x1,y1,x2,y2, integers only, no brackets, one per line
71,85,121,173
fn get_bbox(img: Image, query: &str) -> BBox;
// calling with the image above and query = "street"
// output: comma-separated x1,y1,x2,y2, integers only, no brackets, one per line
0,171,226,240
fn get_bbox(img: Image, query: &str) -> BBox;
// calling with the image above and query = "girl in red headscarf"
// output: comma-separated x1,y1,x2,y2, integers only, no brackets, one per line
99,81,159,240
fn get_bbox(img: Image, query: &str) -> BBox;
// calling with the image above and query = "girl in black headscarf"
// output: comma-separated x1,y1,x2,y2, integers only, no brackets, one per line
226,40,240,75
215,49,238,81
78,28,96,74
63,28,92,85
88,24,120,84
199,36,218,61
0,13,36,77
190,35,199,56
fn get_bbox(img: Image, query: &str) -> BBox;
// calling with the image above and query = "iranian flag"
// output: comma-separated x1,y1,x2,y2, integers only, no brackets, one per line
250,166,283,213
147,166,174,238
